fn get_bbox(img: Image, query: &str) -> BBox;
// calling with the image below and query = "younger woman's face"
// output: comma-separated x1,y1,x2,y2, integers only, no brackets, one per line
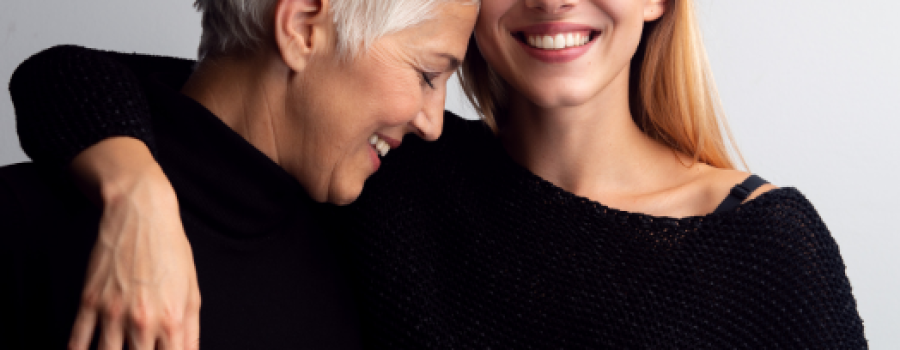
474,0,664,109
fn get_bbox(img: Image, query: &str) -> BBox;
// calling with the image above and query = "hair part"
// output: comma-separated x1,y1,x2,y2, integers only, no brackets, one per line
194,0,478,61
460,0,744,170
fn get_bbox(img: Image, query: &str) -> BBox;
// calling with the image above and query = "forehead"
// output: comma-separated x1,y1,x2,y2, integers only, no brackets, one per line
334,2,476,68
391,2,478,53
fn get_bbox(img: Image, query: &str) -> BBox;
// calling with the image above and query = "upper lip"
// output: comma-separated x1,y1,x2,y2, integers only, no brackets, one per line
376,133,402,149
510,22,599,36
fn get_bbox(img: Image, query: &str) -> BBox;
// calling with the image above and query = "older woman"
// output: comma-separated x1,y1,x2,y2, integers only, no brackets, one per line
1,0,477,349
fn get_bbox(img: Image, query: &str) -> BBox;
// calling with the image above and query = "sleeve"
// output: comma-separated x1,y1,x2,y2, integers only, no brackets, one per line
0,186,17,347
8,45,195,167
768,193,868,348
0,165,31,349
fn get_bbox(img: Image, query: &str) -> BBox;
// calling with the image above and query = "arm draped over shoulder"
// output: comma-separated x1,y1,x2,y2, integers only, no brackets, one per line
8,45,195,166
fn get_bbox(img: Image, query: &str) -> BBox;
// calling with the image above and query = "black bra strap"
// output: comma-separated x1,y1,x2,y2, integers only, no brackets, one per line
713,174,769,213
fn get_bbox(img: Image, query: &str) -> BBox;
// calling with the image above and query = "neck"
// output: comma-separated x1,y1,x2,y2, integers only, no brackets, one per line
181,53,288,164
501,67,691,200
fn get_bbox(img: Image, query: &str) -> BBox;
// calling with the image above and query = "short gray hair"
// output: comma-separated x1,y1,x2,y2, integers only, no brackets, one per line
194,0,478,61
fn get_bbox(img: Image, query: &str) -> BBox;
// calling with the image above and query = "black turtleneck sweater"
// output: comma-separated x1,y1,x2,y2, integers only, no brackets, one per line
1,63,361,349
6,46,867,349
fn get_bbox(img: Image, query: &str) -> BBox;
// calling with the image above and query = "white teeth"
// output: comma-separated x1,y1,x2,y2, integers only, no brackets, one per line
542,35,553,49
554,34,565,49
525,32,593,50
376,139,389,157
369,134,390,157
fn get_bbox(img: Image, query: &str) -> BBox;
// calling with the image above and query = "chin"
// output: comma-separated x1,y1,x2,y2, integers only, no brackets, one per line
303,183,360,206
301,170,367,205
511,76,597,109
326,183,364,206
524,86,595,109
329,195,359,206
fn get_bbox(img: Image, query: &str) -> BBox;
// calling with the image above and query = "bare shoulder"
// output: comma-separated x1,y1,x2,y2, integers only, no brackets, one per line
695,166,779,211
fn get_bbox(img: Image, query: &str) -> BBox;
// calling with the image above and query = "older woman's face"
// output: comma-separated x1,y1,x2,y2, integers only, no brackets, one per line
283,2,478,205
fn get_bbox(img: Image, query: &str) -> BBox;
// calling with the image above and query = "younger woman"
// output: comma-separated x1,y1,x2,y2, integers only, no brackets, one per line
10,0,866,348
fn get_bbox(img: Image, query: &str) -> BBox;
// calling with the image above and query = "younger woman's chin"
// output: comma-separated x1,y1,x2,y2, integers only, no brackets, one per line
516,88,597,110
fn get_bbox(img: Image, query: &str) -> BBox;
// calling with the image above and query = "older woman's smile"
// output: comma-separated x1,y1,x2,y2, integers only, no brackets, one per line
369,133,400,158
368,133,401,172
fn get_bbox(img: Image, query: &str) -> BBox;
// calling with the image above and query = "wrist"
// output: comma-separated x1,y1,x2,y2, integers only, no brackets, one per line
99,163,177,212
71,137,176,207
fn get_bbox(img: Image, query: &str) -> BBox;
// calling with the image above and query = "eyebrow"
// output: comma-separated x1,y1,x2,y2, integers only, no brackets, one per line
436,53,462,72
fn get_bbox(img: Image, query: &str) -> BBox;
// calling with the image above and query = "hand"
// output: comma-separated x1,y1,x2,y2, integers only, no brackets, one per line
67,138,201,350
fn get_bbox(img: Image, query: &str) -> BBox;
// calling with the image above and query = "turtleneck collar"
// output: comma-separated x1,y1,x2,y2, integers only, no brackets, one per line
144,72,315,239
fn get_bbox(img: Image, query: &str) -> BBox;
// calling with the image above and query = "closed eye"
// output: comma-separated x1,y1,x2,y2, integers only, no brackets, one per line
420,71,439,89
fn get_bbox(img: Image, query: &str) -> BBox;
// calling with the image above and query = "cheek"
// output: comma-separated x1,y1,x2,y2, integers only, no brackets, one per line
473,11,506,59
600,0,649,45
594,0,633,20
477,0,511,25
473,0,522,66
473,30,501,68
369,80,424,125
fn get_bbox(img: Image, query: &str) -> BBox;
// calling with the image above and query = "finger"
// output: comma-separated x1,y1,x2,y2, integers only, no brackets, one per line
158,334,184,350
157,312,186,350
97,309,126,350
68,306,98,350
127,329,156,350
126,306,157,350
184,306,200,350
158,328,185,350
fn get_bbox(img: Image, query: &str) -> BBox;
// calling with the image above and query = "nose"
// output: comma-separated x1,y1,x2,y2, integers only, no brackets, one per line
409,93,445,142
525,0,577,14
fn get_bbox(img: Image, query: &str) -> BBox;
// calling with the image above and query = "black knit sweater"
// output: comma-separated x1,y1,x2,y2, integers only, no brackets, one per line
5,67,363,349
9,46,867,348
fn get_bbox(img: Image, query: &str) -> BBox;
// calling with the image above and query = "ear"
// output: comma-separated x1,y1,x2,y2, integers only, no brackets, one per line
274,0,331,72
644,0,666,22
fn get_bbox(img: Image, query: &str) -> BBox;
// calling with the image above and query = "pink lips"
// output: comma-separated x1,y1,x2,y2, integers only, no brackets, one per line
375,133,402,149
369,133,401,173
368,146,381,172
513,22,597,36
511,22,600,64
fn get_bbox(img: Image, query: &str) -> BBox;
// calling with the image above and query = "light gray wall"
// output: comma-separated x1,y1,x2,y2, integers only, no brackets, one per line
697,2,900,346
1,0,897,347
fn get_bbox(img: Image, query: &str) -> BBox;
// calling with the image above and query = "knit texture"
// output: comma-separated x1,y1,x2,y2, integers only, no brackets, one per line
9,46,867,349
2,74,363,349
9,45,194,165
338,116,867,349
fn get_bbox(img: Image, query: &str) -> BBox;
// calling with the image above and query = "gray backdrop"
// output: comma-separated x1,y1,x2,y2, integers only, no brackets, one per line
2,0,897,347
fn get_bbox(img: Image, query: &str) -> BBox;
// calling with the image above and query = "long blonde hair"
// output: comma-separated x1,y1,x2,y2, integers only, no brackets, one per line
459,0,743,169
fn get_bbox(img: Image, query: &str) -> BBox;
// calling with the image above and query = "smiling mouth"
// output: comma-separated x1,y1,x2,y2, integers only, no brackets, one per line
512,30,601,50
369,134,391,157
